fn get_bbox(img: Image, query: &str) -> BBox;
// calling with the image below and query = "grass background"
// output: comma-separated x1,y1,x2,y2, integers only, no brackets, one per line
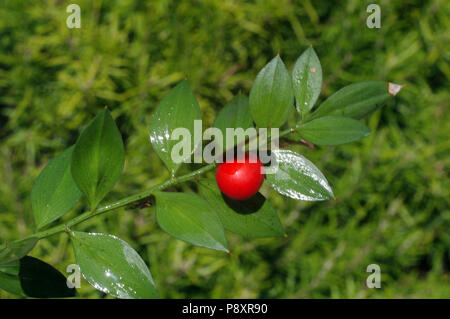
0,0,449,298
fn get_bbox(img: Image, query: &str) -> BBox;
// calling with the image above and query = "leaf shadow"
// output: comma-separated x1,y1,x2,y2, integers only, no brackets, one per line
19,256,77,298
221,192,265,215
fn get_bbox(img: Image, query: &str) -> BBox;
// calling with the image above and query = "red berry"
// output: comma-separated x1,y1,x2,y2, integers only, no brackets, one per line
215,153,264,200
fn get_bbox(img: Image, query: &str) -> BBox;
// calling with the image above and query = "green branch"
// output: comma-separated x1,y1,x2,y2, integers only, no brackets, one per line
1,127,296,250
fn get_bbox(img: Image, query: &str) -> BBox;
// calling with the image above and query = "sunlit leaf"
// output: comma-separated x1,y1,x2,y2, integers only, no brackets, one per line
149,80,201,176
71,109,125,211
297,116,371,146
249,55,294,128
31,146,82,229
266,149,334,201
292,46,322,117
70,231,158,299
308,81,397,120
154,191,229,252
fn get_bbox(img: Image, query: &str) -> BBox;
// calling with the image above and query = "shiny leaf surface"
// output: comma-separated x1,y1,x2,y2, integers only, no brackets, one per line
266,149,334,201
198,179,285,238
213,94,254,153
308,81,394,120
70,231,158,299
249,55,294,128
0,237,38,265
71,109,125,211
297,116,371,146
149,80,201,175
292,46,322,117
154,191,229,252
31,146,82,229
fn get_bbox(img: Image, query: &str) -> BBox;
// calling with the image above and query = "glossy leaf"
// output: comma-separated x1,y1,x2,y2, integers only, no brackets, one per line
0,256,76,298
297,116,371,146
70,231,158,299
213,94,254,153
154,191,229,252
0,237,38,264
149,80,201,176
249,55,294,128
198,179,285,238
308,81,395,120
31,146,82,229
292,46,322,117
71,109,125,211
266,149,334,201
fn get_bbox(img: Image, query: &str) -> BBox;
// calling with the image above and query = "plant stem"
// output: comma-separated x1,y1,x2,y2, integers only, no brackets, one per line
1,127,296,249
1,162,216,248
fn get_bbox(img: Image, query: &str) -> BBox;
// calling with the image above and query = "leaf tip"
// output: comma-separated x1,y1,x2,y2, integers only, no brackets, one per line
388,82,403,96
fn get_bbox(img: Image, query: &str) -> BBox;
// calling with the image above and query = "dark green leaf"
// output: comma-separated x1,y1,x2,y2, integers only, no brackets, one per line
71,109,125,211
308,81,400,120
292,46,322,117
0,237,38,264
149,80,201,176
31,146,82,230
70,231,158,299
249,55,294,128
0,256,76,298
297,116,371,146
213,94,254,153
266,149,334,201
198,179,285,238
154,191,229,252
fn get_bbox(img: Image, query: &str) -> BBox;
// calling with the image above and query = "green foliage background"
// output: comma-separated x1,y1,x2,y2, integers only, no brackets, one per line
0,0,449,298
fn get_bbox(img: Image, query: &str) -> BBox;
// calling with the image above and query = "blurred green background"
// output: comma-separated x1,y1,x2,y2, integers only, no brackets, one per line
0,0,449,298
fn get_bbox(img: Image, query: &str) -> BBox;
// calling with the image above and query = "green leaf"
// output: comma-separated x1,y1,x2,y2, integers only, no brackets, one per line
198,179,285,238
31,146,82,230
0,260,19,276
0,271,24,297
70,231,158,299
213,94,254,153
0,256,76,298
308,81,399,120
292,46,322,117
297,116,371,146
249,55,294,128
0,237,38,264
149,80,201,176
154,191,229,252
266,149,334,201
71,109,125,211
